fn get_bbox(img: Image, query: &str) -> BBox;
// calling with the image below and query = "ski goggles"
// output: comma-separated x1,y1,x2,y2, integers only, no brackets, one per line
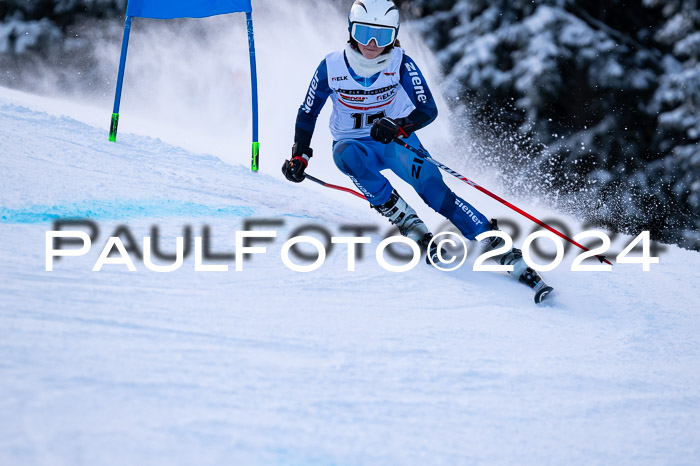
351,22,397,47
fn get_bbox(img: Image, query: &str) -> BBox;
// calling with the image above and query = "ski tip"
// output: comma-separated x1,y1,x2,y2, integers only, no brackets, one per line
597,255,607,264
534,286,554,304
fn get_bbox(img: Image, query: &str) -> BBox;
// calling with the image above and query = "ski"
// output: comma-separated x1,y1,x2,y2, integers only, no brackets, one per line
422,237,555,304
533,282,555,304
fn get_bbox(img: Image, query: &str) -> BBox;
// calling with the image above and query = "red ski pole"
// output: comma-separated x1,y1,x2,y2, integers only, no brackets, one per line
393,138,612,265
305,173,367,200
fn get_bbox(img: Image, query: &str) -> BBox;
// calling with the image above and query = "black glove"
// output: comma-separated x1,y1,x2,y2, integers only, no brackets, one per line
370,117,416,144
282,143,313,183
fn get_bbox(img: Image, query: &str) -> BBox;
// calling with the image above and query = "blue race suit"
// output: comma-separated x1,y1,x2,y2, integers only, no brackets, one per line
294,49,491,240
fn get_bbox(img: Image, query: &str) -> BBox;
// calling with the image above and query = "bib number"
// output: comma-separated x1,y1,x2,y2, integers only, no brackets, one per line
351,111,386,130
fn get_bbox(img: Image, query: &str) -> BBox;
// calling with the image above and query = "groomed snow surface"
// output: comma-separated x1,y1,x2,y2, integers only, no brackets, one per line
1,88,699,465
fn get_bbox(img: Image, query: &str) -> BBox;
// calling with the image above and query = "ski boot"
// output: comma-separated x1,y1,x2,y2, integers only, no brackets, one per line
372,189,430,242
418,232,450,266
519,267,554,304
372,189,443,264
482,219,554,303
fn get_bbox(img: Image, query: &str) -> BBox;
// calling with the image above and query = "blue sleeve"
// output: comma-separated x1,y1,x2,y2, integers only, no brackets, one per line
294,59,332,149
399,54,438,130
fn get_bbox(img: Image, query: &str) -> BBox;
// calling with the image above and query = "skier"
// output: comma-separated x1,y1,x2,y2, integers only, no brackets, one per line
282,0,552,302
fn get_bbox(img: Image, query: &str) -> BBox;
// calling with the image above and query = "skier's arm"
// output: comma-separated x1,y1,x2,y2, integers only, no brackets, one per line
398,54,438,131
283,60,332,183
294,59,332,151
370,55,439,144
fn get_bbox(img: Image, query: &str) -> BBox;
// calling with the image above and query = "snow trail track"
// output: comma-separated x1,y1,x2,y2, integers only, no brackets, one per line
1,85,699,464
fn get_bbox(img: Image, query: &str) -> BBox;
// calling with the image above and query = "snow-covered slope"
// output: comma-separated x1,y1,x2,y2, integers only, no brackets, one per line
1,85,700,465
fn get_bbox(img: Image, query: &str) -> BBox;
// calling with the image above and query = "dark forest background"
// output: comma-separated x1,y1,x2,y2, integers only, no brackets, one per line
1,0,698,249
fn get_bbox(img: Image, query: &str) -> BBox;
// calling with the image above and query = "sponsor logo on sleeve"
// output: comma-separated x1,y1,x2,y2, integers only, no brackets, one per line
303,70,320,113
404,62,428,103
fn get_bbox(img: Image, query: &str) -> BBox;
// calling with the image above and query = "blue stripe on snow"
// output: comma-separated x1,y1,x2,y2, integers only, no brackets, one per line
0,199,254,224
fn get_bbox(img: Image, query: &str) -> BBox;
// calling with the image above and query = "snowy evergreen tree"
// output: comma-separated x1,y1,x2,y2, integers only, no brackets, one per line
648,0,700,248
400,0,699,249
0,0,126,92
1,0,697,249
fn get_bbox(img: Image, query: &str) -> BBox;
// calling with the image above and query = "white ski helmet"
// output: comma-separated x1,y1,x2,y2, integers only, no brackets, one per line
348,0,400,48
